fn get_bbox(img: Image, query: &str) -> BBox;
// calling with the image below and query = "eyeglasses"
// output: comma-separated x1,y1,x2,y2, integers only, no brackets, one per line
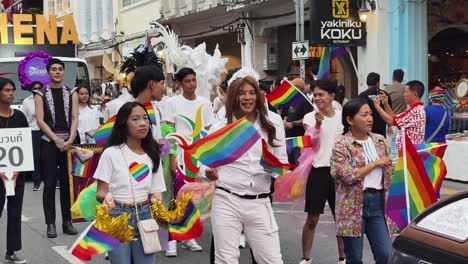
32,86,42,90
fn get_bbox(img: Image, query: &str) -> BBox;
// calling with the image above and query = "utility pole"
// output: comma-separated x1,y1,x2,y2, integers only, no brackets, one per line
295,0,306,80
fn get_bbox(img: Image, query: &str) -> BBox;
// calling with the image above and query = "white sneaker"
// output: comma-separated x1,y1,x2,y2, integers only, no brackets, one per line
239,234,246,248
165,240,177,257
338,260,346,264
299,259,312,264
181,239,203,252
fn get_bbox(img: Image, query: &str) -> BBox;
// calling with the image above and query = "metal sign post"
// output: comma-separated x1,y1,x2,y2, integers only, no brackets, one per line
294,0,307,80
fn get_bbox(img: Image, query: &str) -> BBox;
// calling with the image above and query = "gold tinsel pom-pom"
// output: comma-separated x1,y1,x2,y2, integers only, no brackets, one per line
94,205,135,243
152,192,192,224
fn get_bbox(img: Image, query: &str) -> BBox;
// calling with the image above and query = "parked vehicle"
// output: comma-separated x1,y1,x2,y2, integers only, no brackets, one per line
389,190,468,264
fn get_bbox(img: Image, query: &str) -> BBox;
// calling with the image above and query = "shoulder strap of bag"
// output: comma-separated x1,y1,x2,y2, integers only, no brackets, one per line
426,110,448,143
121,146,141,222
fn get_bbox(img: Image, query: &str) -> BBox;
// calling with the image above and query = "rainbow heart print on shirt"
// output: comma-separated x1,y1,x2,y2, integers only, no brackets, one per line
129,162,150,182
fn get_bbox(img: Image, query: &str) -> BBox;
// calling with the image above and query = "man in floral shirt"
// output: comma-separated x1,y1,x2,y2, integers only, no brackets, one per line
373,80,426,149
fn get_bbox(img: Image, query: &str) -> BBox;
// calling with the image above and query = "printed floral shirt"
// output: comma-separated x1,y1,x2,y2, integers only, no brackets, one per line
394,102,426,149
331,132,394,237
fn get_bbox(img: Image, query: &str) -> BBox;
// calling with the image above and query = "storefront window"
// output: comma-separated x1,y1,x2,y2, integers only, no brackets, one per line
122,0,144,8
64,0,70,11
48,0,55,14
57,0,63,13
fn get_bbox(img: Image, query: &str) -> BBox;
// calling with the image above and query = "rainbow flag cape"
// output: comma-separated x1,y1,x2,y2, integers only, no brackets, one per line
260,139,296,176
317,47,347,80
94,103,157,146
169,201,203,241
286,136,313,154
385,135,438,231
70,222,120,261
266,80,306,109
143,102,157,124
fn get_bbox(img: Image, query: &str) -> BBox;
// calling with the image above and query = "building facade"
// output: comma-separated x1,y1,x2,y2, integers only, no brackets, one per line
160,0,467,100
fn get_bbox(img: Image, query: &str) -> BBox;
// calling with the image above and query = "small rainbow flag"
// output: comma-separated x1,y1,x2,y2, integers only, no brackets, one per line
317,47,347,80
260,139,296,176
266,80,306,110
94,103,157,146
385,134,438,231
70,223,120,261
179,117,261,168
94,116,116,147
71,156,95,178
286,136,313,154
415,143,447,159
169,201,203,241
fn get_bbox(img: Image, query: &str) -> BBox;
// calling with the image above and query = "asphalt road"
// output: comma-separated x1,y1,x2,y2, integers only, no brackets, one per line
1,180,466,264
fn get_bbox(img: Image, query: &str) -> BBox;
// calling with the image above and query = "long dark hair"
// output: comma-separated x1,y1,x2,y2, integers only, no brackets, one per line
225,76,277,146
342,98,368,135
106,102,160,172
76,84,92,107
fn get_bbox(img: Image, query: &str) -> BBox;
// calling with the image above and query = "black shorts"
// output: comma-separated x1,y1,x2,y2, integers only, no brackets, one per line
304,166,336,215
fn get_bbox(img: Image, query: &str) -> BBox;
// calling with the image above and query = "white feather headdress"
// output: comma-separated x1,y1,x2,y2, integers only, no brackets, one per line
152,22,228,99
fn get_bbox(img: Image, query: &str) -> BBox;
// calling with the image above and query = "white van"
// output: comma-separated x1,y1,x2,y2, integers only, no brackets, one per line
0,57,91,108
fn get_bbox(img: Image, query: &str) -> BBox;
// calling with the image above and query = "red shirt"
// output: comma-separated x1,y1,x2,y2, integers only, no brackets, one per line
394,102,426,149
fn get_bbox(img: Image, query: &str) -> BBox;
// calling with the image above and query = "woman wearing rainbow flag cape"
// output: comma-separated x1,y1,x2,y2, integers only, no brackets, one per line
331,98,394,264
204,75,287,264
94,101,165,264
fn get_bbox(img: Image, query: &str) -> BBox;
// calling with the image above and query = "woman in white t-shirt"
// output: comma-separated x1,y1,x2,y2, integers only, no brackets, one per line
331,98,394,264
95,101,165,264
77,85,100,143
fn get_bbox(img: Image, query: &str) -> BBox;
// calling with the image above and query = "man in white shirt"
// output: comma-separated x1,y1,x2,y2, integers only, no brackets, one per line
21,81,43,191
164,67,213,256
300,80,346,264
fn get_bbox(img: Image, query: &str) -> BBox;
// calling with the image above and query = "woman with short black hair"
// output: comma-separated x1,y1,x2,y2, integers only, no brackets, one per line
331,98,394,264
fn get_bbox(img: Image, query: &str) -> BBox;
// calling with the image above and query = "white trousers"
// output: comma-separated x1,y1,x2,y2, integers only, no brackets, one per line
211,189,283,264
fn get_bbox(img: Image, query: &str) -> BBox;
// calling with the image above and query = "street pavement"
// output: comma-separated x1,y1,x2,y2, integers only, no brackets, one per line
1,180,467,264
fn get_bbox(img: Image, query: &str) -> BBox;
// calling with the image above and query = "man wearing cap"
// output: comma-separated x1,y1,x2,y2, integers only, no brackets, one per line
425,87,450,143
283,78,314,164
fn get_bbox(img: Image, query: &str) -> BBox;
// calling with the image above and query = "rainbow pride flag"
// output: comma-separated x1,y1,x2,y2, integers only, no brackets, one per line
70,223,120,261
286,136,313,154
94,116,116,146
181,118,261,168
415,143,447,159
94,103,157,146
385,135,438,231
169,201,203,241
260,139,296,176
71,155,95,178
317,47,347,80
266,80,306,109
420,152,447,194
